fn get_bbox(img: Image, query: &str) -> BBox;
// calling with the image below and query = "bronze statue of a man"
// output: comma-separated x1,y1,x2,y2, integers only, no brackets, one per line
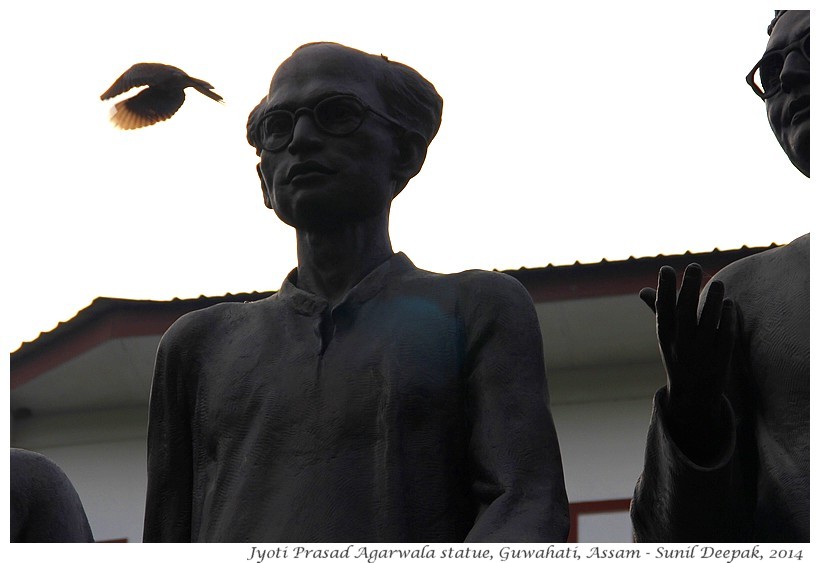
631,11,809,542
142,42,569,542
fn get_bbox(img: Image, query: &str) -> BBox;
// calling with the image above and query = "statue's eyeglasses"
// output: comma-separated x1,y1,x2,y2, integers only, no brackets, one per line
255,94,405,152
746,31,810,100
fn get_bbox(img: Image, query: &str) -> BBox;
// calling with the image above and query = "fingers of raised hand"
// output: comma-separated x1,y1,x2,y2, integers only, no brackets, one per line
655,265,679,346
676,263,703,343
639,287,657,313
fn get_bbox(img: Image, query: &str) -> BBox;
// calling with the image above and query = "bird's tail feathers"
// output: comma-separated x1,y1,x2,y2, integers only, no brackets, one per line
192,79,224,103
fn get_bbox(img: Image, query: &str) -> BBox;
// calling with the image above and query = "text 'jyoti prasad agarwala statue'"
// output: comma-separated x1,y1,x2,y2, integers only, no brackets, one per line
142,42,570,543
631,10,809,542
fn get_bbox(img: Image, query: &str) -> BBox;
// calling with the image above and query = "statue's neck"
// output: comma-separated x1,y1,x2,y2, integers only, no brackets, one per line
295,212,393,306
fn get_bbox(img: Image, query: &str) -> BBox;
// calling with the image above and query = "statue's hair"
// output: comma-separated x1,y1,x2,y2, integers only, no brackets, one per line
247,43,443,155
767,10,788,36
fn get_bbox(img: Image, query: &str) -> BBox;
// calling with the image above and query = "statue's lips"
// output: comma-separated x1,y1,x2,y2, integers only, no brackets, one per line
286,162,336,184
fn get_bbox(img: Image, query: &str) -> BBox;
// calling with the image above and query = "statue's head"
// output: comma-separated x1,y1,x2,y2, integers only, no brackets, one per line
747,10,810,177
247,43,443,230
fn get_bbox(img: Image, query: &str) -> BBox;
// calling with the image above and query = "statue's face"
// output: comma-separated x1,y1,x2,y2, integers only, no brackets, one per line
764,11,810,176
257,45,402,230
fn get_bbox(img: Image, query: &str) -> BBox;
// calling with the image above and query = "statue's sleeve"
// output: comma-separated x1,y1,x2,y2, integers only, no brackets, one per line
461,273,569,542
143,320,195,542
629,385,753,541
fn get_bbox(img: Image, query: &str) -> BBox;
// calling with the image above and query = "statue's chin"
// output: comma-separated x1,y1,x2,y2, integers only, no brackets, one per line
788,143,809,178
783,127,809,178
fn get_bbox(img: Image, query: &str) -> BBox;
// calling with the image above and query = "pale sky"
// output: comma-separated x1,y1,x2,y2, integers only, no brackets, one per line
3,1,814,354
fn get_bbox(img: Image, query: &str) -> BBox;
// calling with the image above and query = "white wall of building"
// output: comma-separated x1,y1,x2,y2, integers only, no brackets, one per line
554,397,655,504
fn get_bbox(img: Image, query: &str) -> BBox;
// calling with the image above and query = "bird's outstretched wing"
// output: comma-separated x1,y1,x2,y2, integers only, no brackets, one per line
109,87,186,130
100,63,188,100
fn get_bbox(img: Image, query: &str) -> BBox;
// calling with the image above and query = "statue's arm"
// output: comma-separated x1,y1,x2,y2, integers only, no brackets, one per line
461,273,569,542
631,264,752,541
142,320,196,542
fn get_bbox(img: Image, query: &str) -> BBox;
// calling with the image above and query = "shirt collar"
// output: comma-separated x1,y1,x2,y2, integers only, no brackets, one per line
276,252,415,315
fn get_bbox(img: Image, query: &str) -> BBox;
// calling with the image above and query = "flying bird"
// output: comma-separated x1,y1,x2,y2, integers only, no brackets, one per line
100,63,223,130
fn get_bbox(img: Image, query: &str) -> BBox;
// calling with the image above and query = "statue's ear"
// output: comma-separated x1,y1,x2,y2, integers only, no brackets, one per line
392,130,428,197
257,163,273,209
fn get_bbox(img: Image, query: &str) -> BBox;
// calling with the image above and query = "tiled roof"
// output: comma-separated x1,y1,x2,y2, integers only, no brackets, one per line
502,244,779,302
10,292,273,361
10,244,779,362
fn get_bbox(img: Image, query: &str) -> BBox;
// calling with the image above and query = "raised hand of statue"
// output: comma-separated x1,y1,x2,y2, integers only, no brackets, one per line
639,264,736,464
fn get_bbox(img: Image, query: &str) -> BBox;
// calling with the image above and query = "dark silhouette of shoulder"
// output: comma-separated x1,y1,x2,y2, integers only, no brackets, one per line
10,448,94,542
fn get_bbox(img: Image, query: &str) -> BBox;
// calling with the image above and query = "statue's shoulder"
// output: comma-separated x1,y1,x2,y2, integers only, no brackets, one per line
11,448,93,542
160,297,274,348
11,448,66,483
453,267,527,289
10,448,86,514
712,234,809,288
439,268,533,310
407,265,527,295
